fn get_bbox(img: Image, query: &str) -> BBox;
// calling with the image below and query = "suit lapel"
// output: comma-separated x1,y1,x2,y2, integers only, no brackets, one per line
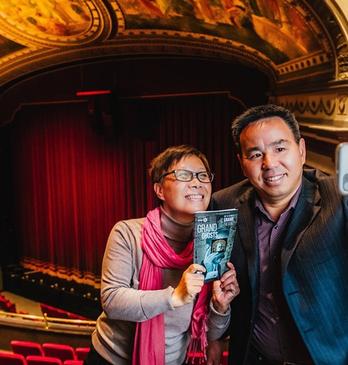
237,189,259,309
281,177,321,273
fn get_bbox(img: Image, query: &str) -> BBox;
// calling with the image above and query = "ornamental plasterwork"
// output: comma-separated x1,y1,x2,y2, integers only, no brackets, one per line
337,34,348,79
276,51,330,78
275,93,348,127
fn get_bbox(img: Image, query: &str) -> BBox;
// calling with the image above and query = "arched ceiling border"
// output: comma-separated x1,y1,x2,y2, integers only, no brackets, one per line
0,0,344,92
271,1,348,133
0,36,277,92
302,0,348,80
110,0,335,83
116,32,331,91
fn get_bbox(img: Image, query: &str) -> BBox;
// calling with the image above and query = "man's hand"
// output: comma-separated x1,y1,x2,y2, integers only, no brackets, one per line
212,262,240,313
172,264,206,307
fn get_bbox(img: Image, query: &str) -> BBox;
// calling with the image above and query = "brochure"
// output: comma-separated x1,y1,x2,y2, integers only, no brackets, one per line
193,208,238,282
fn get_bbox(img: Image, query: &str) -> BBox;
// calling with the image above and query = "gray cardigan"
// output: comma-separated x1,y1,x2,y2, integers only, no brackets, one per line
92,217,230,365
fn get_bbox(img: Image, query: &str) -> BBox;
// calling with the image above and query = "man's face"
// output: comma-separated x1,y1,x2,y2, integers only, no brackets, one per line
238,116,306,207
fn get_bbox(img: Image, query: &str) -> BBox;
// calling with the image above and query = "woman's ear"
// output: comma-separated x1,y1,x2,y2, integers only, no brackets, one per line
154,183,165,201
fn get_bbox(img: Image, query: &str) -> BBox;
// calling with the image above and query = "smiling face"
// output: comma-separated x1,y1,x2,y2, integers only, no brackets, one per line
154,155,212,223
238,116,306,209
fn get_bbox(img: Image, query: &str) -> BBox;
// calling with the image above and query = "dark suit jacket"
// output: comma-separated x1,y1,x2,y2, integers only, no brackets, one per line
210,169,348,365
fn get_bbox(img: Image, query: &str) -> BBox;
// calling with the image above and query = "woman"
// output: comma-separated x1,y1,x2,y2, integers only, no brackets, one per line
86,145,239,365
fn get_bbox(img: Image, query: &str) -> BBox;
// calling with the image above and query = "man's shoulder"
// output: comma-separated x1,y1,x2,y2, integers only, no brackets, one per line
303,168,333,182
211,179,252,208
303,168,337,193
213,180,248,197
302,169,348,212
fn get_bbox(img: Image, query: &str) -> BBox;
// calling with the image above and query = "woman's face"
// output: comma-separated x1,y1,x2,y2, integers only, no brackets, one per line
154,155,212,223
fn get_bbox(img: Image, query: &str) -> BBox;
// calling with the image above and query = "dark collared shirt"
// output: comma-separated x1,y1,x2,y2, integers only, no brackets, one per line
252,186,313,363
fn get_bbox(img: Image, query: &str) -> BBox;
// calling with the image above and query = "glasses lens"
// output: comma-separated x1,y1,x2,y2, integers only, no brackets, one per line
197,171,212,182
175,170,192,181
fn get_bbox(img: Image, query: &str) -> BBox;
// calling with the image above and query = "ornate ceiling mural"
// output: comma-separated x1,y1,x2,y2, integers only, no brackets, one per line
0,35,24,58
0,0,109,47
0,0,345,88
116,0,323,64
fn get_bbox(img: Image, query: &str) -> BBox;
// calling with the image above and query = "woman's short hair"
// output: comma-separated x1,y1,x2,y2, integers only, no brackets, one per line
231,104,301,152
149,145,211,183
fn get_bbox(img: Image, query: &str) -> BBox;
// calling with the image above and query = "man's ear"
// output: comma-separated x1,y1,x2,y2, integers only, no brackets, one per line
154,183,165,201
299,138,306,164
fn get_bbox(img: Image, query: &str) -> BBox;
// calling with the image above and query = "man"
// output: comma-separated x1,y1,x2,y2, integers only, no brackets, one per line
209,104,348,365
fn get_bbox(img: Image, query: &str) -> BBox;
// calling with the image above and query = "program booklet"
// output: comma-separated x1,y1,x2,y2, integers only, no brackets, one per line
193,208,238,282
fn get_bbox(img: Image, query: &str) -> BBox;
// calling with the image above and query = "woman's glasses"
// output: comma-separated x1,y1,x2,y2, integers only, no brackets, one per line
158,169,214,183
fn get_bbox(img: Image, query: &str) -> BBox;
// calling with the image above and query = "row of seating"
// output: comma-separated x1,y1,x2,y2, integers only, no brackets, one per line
1,351,228,365
3,340,227,365
0,353,83,365
0,291,87,319
0,341,90,365
187,351,229,365
39,304,87,320
0,294,16,313
11,341,89,362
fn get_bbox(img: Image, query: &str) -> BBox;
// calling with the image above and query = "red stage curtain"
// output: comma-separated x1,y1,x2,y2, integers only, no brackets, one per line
10,94,244,283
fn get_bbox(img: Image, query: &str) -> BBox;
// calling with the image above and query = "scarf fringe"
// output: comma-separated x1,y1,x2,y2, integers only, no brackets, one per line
185,329,208,364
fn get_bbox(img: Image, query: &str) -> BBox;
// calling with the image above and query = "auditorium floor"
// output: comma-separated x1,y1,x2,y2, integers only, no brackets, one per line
1,291,41,316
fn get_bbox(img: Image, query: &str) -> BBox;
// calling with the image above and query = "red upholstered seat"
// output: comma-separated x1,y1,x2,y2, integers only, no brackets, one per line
0,351,27,365
75,347,90,361
221,351,229,365
11,340,44,357
63,361,83,365
42,344,76,362
26,356,62,365
0,294,16,313
40,304,86,320
187,350,229,365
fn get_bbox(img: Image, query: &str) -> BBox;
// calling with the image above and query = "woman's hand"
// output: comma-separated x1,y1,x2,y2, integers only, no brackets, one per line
212,262,239,313
172,264,206,307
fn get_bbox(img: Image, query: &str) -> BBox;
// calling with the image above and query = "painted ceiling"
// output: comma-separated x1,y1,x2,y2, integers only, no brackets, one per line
0,0,343,87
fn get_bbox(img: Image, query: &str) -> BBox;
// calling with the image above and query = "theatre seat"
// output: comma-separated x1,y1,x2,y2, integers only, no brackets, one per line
187,351,229,365
0,351,27,365
40,304,86,320
42,344,76,362
222,351,229,365
26,356,62,365
75,347,90,361
11,340,44,357
63,361,83,365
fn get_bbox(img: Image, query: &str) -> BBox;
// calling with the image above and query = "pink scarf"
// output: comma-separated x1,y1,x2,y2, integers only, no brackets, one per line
132,208,211,365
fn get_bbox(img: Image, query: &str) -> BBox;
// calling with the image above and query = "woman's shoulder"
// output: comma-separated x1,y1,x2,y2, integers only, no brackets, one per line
106,217,145,253
111,217,145,236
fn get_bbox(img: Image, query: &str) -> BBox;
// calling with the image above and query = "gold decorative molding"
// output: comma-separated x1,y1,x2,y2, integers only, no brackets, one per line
108,0,125,32
272,91,348,173
336,33,348,79
274,92,348,126
276,51,331,77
